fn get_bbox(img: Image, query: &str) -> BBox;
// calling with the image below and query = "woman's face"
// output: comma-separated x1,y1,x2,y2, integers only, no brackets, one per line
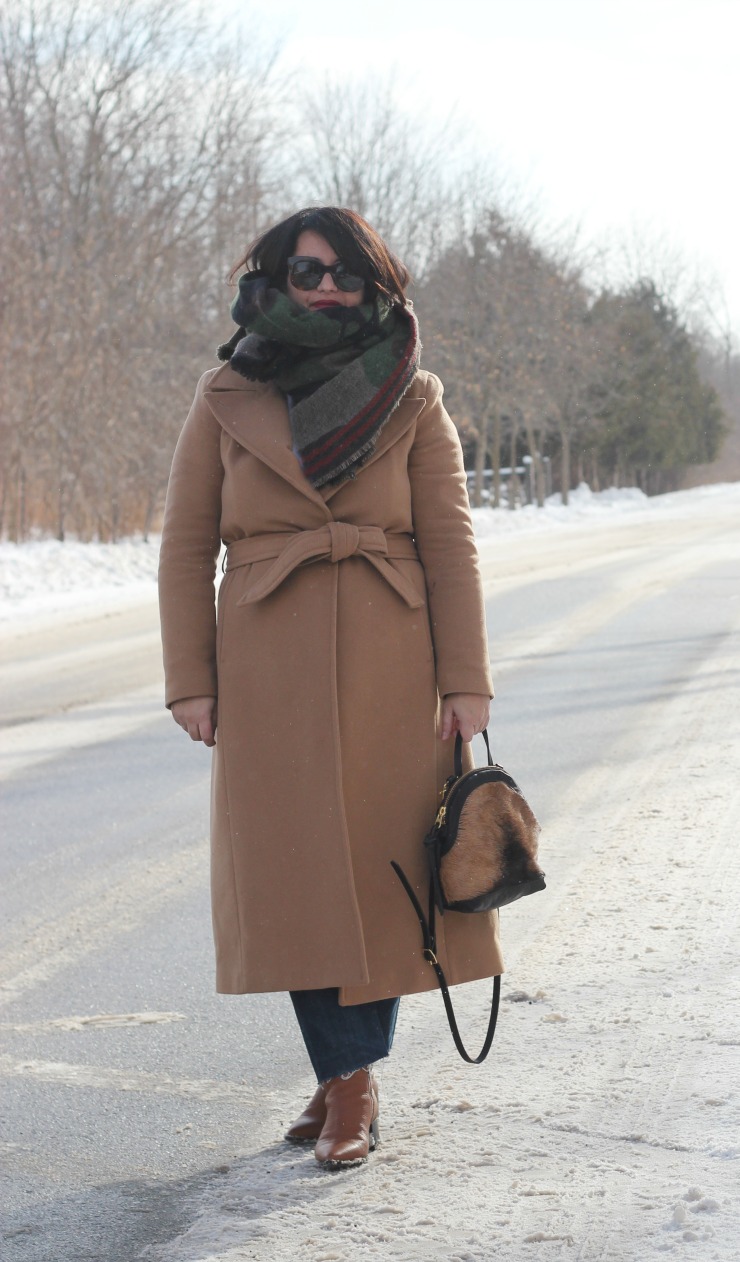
285,230,366,311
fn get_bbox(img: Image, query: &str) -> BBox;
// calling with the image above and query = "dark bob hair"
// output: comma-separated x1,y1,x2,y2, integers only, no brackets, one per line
230,207,412,306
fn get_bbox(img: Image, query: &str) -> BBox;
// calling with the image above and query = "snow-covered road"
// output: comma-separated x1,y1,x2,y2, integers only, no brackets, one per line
142,506,740,1262
1,483,739,1262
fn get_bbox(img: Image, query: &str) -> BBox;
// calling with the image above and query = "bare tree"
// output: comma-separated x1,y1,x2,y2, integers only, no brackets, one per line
0,0,284,538
418,207,563,507
293,74,458,276
1,5,731,539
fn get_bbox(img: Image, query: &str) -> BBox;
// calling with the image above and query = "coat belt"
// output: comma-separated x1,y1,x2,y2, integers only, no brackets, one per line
226,524,424,608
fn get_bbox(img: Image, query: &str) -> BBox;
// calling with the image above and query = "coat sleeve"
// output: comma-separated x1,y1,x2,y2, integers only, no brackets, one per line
158,370,224,708
408,371,494,699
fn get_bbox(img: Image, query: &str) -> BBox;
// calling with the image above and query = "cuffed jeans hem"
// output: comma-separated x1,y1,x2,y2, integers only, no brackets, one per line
289,987,400,1083
316,1051,390,1084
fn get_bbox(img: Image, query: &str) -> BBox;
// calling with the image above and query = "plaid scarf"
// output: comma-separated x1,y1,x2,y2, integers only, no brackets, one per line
217,275,420,488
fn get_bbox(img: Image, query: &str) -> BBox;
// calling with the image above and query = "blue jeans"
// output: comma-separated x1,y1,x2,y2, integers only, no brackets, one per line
289,987,400,1082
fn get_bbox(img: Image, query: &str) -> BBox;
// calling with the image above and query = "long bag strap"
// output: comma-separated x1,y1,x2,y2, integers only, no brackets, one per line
391,860,501,1064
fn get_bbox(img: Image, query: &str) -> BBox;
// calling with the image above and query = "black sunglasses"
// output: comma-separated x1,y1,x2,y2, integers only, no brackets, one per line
286,255,365,293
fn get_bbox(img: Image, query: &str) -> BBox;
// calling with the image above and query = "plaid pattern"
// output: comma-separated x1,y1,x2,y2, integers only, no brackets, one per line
218,275,420,488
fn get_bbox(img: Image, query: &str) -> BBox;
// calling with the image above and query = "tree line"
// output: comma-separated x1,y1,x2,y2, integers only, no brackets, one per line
0,0,734,539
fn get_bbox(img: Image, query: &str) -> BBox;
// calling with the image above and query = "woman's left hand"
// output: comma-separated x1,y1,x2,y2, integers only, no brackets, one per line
440,693,491,742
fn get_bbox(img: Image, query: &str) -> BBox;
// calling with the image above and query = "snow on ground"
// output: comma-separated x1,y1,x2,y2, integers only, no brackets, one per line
470,480,740,541
139,611,740,1262
0,535,161,626
2,483,738,627
3,479,739,1260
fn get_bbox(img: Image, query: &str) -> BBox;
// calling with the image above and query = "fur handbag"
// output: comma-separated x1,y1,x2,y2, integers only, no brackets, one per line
392,730,545,1063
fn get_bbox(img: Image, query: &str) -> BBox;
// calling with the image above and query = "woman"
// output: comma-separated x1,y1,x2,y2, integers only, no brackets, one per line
158,206,502,1169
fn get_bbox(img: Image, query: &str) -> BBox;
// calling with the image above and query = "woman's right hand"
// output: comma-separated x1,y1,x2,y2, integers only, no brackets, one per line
171,696,218,747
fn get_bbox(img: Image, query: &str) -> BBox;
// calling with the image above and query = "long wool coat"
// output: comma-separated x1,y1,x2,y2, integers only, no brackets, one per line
158,361,503,1005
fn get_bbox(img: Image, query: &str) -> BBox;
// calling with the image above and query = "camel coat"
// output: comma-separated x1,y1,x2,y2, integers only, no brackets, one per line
158,361,503,1004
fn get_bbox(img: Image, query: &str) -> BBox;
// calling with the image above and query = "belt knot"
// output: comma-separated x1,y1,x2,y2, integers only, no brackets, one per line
227,525,422,609
327,521,361,562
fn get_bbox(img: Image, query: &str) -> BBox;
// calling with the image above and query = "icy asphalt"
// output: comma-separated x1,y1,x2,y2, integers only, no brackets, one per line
1,490,739,1261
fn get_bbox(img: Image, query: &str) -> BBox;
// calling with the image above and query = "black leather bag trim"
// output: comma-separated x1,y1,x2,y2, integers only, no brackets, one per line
391,730,545,1064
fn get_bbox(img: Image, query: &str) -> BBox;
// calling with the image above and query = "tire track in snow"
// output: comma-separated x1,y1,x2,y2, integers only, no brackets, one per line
0,598,163,727
3,505,738,1261
499,619,740,1258
0,1054,270,1104
489,536,740,675
476,493,740,597
1,1010,186,1033
0,840,206,1009
136,620,740,1257
0,684,165,780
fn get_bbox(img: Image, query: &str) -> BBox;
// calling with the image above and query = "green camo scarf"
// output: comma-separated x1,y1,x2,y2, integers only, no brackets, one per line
217,274,420,488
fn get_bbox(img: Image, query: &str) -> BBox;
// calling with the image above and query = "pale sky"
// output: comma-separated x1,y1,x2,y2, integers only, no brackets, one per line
217,0,740,337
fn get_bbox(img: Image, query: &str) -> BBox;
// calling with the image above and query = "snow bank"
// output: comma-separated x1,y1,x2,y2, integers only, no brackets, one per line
471,479,739,539
2,483,738,625
0,536,161,625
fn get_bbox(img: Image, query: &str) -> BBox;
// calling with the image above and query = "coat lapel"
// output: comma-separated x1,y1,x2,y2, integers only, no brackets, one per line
204,361,426,507
204,364,329,510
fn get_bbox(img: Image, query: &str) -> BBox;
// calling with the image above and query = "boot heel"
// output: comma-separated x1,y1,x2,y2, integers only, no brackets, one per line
369,1117,380,1149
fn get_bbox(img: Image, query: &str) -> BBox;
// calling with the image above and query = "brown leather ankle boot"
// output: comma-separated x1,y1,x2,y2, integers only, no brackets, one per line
314,1068,380,1168
284,1081,328,1142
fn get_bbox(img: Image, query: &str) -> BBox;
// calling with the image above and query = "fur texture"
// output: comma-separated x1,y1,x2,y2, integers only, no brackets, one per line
440,782,542,904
